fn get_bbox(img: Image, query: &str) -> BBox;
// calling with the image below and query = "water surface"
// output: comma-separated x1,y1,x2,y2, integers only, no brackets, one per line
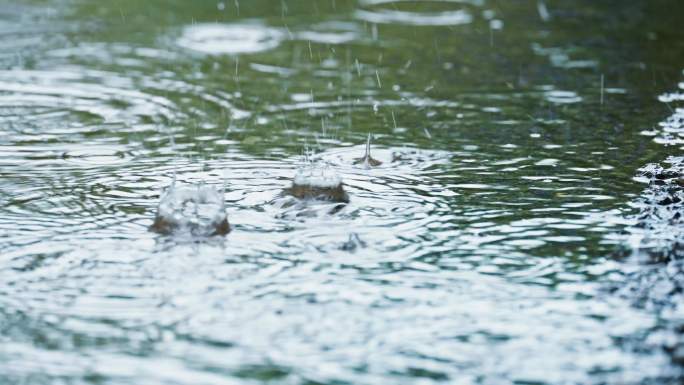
1,0,684,384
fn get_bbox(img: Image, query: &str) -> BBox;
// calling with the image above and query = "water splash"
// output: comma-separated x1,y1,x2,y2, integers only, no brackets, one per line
353,133,382,168
285,162,349,203
339,232,367,252
150,183,230,236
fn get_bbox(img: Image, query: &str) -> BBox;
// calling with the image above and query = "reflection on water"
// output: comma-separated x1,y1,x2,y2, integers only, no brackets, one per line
1,0,684,384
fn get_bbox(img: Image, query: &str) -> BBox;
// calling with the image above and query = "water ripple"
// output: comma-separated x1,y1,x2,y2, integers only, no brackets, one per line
1,1,682,384
356,0,476,26
176,23,285,55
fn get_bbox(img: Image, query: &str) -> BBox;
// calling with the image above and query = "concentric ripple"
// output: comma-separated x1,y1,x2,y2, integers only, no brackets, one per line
0,69,183,126
355,0,477,26
2,145,675,384
176,23,285,55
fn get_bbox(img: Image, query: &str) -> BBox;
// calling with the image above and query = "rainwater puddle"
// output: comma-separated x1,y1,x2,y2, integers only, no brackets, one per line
1,1,684,384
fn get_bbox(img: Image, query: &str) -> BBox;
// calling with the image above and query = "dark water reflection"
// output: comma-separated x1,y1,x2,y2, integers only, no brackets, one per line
1,0,684,384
